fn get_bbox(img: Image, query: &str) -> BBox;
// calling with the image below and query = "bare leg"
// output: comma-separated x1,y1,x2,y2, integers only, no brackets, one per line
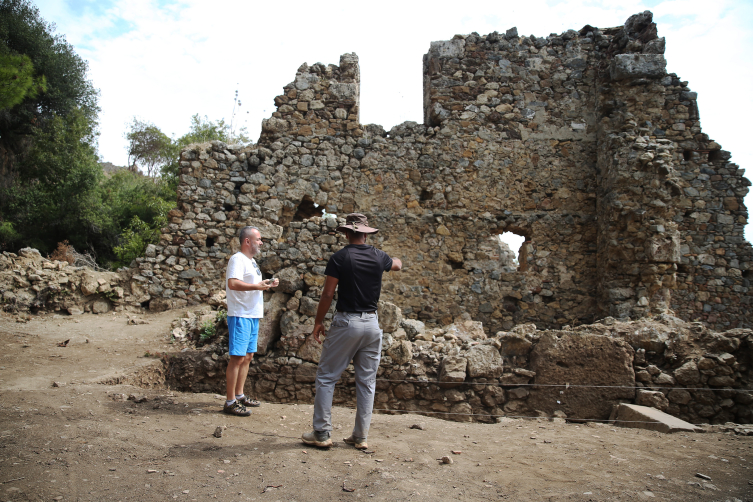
235,353,254,396
226,355,248,401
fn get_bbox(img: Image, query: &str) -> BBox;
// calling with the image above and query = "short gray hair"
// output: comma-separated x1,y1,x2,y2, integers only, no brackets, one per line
239,226,260,243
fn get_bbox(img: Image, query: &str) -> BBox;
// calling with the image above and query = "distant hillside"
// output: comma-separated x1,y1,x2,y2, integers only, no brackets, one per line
99,162,131,176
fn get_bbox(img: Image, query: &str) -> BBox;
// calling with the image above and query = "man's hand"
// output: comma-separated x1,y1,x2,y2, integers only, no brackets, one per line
312,323,326,343
261,278,279,290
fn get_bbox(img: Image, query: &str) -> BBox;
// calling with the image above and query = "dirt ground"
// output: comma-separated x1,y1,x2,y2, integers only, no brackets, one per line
1,310,752,502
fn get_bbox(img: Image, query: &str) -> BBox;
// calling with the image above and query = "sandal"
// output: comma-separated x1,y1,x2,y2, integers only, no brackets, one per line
238,396,261,407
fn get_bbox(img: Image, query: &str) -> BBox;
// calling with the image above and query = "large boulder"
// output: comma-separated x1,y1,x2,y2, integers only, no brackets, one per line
274,267,304,293
257,292,289,355
439,355,467,387
378,301,402,333
528,332,635,419
466,345,504,379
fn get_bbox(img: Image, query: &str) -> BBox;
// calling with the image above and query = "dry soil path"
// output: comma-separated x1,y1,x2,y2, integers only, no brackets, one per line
0,310,751,501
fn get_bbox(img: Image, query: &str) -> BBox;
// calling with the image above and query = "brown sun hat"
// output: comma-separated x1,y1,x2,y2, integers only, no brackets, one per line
336,213,379,234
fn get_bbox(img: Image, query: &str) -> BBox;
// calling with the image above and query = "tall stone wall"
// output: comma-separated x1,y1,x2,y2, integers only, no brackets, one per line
132,11,750,335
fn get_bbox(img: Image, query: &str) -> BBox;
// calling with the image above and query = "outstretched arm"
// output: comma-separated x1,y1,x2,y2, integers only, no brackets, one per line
227,278,279,291
312,275,339,343
390,258,403,271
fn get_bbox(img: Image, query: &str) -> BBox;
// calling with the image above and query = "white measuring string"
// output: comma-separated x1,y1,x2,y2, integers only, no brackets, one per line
357,377,749,393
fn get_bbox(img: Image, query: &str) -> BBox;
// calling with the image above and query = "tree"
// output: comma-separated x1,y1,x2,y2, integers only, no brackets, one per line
0,50,46,110
0,0,102,257
125,118,177,177
0,0,99,174
2,109,105,254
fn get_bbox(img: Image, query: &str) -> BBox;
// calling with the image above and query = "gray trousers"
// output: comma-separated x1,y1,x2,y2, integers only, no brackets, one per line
313,311,382,439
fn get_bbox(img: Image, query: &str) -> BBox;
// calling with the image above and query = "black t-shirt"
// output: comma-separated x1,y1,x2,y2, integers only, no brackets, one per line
324,244,393,312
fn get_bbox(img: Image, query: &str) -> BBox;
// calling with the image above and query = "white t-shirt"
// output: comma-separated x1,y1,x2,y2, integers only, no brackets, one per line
225,252,264,318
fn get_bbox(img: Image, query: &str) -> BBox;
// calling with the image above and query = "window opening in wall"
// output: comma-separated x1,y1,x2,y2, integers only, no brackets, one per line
497,231,527,272
682,150,692,162
223,203,234,212
708,150,723,162
292,196,324,222
206,237,215,248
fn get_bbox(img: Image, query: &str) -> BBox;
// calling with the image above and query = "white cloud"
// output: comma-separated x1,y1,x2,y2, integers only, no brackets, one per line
32,0,753,240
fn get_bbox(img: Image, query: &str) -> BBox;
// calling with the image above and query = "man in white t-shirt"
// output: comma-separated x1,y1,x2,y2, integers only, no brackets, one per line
223,226,279,416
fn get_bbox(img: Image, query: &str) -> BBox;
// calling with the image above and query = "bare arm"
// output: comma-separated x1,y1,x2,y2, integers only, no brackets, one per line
227,277,279,291
312,275,339,343
390,258,403,271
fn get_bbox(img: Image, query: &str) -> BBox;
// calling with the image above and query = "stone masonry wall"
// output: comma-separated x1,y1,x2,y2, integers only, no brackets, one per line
132,11,751,335
166,307,753,425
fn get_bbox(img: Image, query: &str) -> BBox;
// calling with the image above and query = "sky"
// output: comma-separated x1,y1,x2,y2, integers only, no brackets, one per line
33,0,753,244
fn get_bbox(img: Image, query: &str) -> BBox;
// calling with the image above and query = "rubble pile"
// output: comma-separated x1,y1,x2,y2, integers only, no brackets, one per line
0,248,127,315
166,304,753,424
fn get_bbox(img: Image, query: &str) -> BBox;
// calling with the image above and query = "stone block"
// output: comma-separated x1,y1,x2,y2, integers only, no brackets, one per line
149,298,188,312
387,340,412,365
673,360,700,385
378,301,402,333
279,310,300,336
296,332,323,363
401,319,425,339
439,356,467,387
465,345,504,379
294,362,318,383
610,54,666,80
299,296,318,317
428,39,466,59
80,272,99,296
91,299,111,314
613,404,702,434
444,320,486,340
498,332,533,357
528,333,635,419
636,389,669,411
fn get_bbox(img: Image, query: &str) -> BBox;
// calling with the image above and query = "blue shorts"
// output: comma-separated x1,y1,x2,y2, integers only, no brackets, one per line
228,316,259,356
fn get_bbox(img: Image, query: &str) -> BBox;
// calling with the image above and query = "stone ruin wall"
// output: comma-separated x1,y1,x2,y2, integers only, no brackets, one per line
130,11,750,335
2,11,752,425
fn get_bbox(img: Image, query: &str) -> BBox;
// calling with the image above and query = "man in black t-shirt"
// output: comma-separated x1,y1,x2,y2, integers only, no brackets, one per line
302,214,402,449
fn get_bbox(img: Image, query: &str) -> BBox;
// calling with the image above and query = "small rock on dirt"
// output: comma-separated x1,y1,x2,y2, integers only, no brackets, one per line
441,456,453,464
410,423,426,430
214,426,224,438
128,394,147,403
52,381,65,387
695,473,711,480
